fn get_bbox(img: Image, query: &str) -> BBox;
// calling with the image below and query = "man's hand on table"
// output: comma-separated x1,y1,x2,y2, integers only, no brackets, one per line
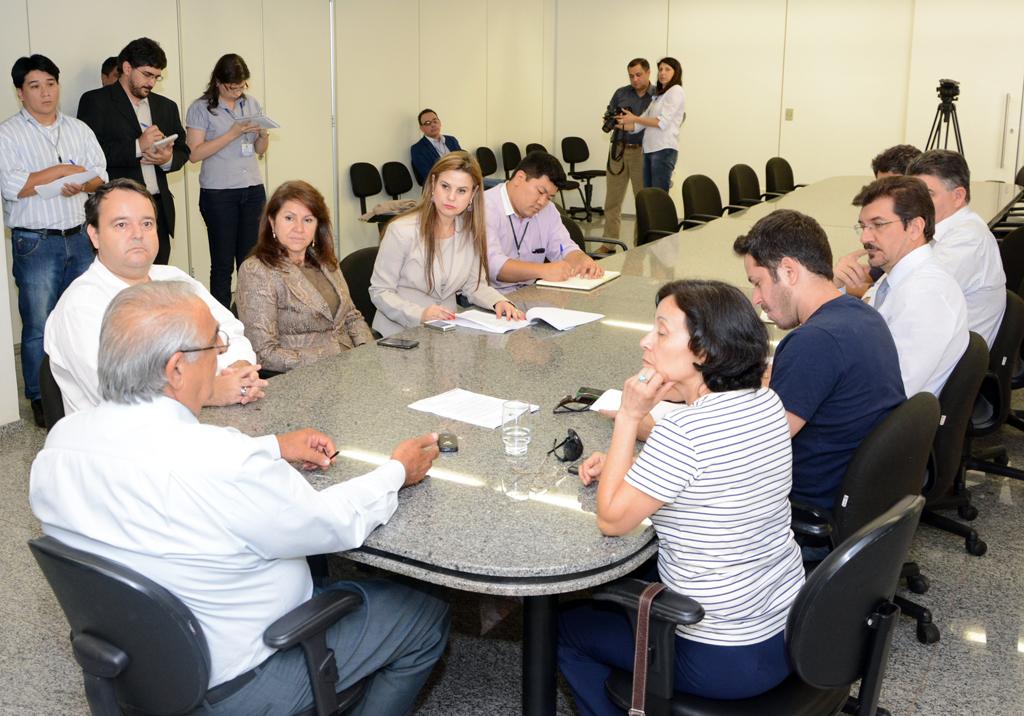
392,433,440,487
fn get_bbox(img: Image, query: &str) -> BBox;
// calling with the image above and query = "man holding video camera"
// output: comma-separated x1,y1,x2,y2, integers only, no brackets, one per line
601,58,654,242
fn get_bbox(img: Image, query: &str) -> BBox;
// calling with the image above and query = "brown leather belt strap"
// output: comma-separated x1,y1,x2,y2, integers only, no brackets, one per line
630,582,667,716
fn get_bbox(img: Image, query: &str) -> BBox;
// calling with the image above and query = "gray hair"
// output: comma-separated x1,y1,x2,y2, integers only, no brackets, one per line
98,281,207,404
906,149,971,203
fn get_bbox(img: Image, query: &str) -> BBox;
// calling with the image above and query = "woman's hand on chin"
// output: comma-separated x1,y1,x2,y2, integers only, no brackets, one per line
620,370,676,420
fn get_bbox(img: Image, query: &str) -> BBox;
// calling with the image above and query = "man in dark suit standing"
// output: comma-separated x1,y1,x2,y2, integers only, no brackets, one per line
409,108,461,186
78,38,188,265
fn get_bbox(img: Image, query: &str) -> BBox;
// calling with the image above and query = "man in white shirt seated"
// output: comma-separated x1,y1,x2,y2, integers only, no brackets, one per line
850,175,969,396
30,280,450,715
44,178,267,415
906,149,1006,348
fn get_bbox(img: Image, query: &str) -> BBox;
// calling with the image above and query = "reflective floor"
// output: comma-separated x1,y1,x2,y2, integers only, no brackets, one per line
5,213,1024,714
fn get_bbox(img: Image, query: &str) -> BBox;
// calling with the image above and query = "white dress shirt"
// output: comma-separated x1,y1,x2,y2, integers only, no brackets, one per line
29,396,405,688
864,244,969,396
0,109,107,230
429,135,452,158
638,85,686,154
931,205,1006,348
44,260,256,414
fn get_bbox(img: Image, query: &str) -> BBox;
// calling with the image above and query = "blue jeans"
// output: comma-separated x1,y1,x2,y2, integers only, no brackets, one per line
558,600,791,716
11,226,94,400
643,148,679,192
199,185,266,309
194,578,450,716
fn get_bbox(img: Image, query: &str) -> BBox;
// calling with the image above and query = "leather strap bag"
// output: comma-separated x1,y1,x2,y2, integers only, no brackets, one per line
630,582,667,716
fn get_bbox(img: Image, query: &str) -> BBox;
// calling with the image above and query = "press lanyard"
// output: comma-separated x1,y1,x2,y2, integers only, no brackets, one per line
508,216,530,255
25,113,63,163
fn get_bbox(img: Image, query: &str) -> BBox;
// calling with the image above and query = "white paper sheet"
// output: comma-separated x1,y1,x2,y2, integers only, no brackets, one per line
535,270,621,291
589,389,682,423
453,307,604,334
408,388,539,429
35,170,98,199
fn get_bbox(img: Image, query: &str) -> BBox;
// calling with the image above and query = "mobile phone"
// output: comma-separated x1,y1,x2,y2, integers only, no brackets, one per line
425,320,455,332
437,432,458,453
377,337,419,350
150,133,178,149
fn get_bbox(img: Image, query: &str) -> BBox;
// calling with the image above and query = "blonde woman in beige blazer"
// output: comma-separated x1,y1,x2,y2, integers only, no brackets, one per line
237,180,373,372
370,151,523,337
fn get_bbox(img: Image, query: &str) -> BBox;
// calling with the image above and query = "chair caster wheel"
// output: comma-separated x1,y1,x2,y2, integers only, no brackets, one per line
958,504,978,521
966,537,988,556
917,622,940,644
907,574,930,594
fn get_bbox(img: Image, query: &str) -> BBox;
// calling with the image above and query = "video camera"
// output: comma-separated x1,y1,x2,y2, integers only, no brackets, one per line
602,106,629,133
936,79,959,104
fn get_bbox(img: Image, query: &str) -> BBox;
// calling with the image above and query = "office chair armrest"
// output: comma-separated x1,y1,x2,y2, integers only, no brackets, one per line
680,218,709,229
791,501,832,539
582,238,629,252
593,578,704,626
263,590,364,650
643,229,677,243
734,198,761,207
724,203,749,214
690,213,724,222
762,191,786,199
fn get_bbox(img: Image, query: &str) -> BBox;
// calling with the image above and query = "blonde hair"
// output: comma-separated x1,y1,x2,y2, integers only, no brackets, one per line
403,151,488,292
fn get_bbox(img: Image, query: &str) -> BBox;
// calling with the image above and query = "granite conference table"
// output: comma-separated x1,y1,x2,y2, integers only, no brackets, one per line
203,274,717,715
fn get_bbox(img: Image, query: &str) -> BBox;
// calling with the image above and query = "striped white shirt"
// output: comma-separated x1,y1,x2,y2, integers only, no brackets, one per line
0,109,107,230
626,388,804,646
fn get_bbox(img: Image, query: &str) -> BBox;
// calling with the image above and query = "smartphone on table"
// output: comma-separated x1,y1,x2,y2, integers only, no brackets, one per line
425,320,456,332
377,337,419,350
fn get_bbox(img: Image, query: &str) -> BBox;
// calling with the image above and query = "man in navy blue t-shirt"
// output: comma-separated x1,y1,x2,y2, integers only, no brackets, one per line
734,209,905,511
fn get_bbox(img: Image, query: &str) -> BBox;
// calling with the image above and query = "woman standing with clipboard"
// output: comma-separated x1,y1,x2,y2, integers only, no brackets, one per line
186,53,270,308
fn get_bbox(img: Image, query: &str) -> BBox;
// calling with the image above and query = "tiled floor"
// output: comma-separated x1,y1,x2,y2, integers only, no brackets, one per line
6,227,1024,713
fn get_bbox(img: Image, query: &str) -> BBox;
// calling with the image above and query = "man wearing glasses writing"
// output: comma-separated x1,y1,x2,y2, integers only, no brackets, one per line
78,37,188,265
44,179,266,416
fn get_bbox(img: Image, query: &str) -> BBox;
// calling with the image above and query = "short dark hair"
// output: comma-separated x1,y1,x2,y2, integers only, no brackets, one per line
12,55,59,88
871,144,922,176
852,175,935,242
733,209,834,280
514,151,566,187
655,280,768,393
627,58,650,71
906,148,971,203
85,179,157,229
417,108,437,125
201,53,250,111
118,37,167,71
101,56,119,76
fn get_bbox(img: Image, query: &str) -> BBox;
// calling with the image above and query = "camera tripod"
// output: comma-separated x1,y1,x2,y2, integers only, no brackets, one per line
926,96,964,155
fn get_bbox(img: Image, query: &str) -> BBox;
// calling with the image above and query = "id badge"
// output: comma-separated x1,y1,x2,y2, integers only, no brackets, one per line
241,142,255,157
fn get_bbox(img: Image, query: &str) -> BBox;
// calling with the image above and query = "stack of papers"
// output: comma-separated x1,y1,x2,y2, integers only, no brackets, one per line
36,170,98,199
453,307,604,334
535,270,621,291
589,389,683,422
408,389,539,429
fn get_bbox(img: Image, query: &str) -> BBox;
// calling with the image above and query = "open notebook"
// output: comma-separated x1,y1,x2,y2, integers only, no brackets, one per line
453,307,604,334
535,270,620,291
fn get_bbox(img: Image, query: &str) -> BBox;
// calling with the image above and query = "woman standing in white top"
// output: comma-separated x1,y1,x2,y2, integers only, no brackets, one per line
369,151,523,337
557,279,803,715
617,56,686,192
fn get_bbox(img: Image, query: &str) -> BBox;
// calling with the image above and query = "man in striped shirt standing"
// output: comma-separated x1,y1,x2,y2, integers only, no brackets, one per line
0,55,107,426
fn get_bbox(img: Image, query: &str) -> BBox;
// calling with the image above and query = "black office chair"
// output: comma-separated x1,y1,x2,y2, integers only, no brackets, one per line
991,167,1024,238
475,147,499,182
728,163,784,207
920,332,989,556
596,495,924,716
558,212,627,258
999,228,1024,414
525,142,547,155
680,174,746,228
635,188,683,246
39,353,65,430
340,246,380,335
561,136,606,222
349,163,387,225
963,291,1024,480
381,161,414,200
791,393,941,644
28,535,367,716
521,144,580,212
765,157,807,195
501,142,522,180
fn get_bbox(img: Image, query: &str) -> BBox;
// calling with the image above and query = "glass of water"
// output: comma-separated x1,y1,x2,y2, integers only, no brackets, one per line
501,400,532,456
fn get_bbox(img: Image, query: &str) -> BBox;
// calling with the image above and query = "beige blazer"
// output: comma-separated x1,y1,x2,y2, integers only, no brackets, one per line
236,256,374,372
369,213,506,337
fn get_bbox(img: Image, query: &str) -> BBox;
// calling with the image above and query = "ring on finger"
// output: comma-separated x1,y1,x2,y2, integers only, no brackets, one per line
240,385,249,396
637,372,649,383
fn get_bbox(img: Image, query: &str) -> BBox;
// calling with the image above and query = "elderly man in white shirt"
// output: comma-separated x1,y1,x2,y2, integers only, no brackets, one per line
30,279,450,715
853,175,969,396
44,178,266,415
906,149,1006,348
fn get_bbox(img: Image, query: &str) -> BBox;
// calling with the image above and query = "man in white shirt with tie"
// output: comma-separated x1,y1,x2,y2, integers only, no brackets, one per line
31,279,450,714
849,175,968,396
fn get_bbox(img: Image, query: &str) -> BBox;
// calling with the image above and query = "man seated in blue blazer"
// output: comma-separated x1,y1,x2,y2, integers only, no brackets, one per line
410,108,461,186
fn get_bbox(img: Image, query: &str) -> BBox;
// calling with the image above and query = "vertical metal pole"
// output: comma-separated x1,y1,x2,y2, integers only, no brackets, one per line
329,0,341,257
175,0,194,277
522,594,557,716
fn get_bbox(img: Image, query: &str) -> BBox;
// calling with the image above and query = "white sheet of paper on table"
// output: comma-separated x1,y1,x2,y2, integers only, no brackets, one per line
453,307,604,334
408,388,540,429
589,389,682,423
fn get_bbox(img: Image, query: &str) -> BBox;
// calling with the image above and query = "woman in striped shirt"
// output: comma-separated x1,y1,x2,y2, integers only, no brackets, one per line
558,279,804,715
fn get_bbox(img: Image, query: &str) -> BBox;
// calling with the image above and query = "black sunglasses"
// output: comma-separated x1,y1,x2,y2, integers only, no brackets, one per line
548,428,583,462
553,394,596,414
